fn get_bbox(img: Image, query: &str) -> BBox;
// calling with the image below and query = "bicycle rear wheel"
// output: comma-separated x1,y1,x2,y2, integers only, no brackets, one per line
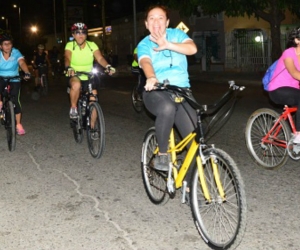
5,100,16,151
190,148,247,250
71,102,83,144
131,83,144,113
141,127,169,205
245,108,290,169
87,102,105,158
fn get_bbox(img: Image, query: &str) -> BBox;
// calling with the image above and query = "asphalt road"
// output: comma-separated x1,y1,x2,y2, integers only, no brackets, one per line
0,73,299,250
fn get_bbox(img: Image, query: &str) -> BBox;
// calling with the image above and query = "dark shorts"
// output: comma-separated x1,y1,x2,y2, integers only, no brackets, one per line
65,76,97,91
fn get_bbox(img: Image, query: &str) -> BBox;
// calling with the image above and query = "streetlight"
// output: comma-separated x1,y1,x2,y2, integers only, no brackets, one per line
31,26,38,46
1,16,8,30
13,4,21,41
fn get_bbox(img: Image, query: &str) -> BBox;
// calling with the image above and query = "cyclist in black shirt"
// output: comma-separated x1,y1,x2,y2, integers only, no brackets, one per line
32,44,51,90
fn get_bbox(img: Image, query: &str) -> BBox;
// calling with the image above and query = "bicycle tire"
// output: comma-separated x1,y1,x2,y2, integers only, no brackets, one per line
190,147,247,250
5,100,16,151
86,102,105,159
131,83,144,113
141,127,169,205
245,108,291,169
42,75,48,96
72,102,84,144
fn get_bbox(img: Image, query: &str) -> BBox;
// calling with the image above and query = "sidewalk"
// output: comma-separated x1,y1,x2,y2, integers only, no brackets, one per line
115,64,263,86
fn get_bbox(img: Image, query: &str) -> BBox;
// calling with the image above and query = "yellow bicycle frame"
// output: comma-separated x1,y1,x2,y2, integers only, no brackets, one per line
164,128,226,202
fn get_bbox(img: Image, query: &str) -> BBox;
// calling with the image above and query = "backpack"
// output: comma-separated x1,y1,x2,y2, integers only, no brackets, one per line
262,60,278,91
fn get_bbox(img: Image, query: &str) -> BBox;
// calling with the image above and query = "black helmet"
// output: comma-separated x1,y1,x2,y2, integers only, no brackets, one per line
0,32,13,43
71,22,88,32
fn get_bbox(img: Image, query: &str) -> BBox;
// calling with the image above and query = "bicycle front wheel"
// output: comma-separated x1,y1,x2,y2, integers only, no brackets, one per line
5,101,16,151
87,102,105,159
71,102,83,144
131,83,144,113
141,127,169,205
190,148,247,250
245,108,291,169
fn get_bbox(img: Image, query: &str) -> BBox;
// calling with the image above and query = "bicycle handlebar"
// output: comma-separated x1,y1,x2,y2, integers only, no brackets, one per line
155,80,245,115
72,68,110,78
37,63,48,67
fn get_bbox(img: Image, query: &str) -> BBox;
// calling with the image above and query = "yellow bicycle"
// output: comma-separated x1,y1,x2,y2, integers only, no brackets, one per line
141,81,247,249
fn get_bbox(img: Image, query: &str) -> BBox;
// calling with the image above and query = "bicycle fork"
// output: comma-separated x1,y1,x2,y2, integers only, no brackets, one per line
197,145,226,203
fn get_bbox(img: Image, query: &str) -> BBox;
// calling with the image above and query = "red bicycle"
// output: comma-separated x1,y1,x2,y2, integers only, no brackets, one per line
245,105,298,169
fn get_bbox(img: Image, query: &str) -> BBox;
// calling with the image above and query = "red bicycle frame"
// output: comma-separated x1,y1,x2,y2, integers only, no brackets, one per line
261,106,297,148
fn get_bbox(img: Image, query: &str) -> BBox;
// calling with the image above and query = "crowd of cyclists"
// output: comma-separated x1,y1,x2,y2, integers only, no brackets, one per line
1,3,300,156
2,5,300,249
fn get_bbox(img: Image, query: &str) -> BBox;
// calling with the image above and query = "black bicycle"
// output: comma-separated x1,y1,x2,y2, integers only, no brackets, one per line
37,63,49,96
131,82,144,113
0,76,21,151
131,70,146,113
70,71,105,159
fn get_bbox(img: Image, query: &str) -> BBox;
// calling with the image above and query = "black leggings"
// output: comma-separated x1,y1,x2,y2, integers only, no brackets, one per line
143,90,197,152
0,80,21,114
269,87,300,130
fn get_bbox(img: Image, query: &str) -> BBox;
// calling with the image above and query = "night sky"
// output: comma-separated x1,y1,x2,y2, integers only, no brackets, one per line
0,0,153,35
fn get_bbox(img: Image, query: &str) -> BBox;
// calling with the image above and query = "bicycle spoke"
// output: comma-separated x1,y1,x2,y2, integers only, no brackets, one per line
141,128,169,205
245,108,290,169
87,102,105,159
191,148,247,249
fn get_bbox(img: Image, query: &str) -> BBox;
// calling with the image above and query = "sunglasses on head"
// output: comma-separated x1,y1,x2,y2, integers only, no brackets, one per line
74,30,87,35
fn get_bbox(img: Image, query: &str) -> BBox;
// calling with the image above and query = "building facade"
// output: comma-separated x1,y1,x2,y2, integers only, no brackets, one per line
111,8,300,72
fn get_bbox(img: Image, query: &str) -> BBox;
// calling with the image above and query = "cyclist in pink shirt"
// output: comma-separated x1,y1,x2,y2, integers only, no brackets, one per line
268,27,300,143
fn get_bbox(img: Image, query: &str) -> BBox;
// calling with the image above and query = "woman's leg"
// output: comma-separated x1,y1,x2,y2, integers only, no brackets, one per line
10,82,25,134
143,91,176,152
143,91,176,171
269,87,300,130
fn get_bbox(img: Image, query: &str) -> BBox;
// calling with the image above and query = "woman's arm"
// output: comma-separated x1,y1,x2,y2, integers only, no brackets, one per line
139,57,158,91
18,58,30,73
284,57,300,80
149,31,197,55
93,49,110,68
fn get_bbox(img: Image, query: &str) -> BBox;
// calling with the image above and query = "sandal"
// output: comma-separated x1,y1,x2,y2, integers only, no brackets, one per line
16,124,26,135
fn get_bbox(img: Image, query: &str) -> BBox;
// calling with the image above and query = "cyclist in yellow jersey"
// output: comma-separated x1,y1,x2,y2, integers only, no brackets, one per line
131,46,146,99
65,22,116,118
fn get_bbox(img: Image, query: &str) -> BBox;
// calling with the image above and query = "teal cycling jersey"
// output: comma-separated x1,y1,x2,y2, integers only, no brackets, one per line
137,28,192,88
0,48,23,81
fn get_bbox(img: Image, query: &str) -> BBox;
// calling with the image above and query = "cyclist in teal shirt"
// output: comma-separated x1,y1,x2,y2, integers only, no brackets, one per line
138,5,197,171
0,31,31,135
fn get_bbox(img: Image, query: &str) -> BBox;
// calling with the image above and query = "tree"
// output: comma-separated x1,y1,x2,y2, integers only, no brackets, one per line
166,0,300,61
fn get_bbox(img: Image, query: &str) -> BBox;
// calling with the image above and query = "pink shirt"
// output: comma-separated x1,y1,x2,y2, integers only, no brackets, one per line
268,47,300,91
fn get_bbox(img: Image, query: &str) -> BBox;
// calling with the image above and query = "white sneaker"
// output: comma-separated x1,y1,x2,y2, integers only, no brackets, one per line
293,133,300,144
69,107,78,119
